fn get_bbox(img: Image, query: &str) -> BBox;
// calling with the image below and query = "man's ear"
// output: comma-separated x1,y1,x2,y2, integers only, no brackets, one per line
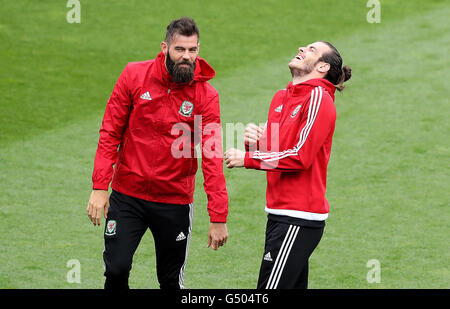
161,41,168,56
317,62,330,74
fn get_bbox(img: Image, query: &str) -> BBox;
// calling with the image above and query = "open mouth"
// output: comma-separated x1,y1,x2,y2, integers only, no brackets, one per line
295,55,304,61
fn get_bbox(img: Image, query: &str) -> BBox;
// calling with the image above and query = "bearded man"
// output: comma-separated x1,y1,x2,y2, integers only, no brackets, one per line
86,17,228,289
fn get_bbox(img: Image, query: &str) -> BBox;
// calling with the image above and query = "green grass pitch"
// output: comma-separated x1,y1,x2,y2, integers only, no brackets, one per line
0,0,448,288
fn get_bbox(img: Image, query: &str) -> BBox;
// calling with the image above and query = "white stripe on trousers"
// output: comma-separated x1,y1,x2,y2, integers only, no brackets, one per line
266,225,301,289
178,203,194,289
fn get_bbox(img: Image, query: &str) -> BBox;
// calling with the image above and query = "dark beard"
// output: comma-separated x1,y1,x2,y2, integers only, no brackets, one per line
166,51,196,84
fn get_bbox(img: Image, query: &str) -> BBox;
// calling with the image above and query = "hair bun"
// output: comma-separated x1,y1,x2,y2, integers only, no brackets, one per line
342,65,352,82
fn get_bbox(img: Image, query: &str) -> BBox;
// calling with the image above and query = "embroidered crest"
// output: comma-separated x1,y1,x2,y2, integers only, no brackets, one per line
179,101,194,117
290,104,302,118
105,220,117,236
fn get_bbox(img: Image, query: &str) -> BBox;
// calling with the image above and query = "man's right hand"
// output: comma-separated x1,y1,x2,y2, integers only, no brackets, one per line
86,190,110,226
244,123,264,147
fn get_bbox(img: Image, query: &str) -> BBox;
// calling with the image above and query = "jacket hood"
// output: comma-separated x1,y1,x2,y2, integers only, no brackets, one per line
152,51,215,86
288,78,336,101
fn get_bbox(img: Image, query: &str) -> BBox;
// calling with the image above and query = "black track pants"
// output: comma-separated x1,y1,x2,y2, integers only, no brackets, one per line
257,216,324,289
103,190,193,289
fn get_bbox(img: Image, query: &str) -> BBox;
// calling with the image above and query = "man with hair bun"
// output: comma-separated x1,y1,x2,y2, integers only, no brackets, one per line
225,41,351,289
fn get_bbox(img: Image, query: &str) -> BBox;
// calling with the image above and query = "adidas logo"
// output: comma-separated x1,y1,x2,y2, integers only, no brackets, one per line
176,232,187,242
140,91,152,100
263,252,273,262
274,105,283,113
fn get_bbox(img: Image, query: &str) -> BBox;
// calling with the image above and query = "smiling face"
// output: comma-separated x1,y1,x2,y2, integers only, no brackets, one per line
288,41,331,79
161,33,199,83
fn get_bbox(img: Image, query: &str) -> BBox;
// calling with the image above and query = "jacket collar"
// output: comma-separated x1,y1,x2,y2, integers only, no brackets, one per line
287,78,336,101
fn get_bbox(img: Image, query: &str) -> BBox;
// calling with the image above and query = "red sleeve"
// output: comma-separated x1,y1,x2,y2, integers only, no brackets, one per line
92,64,132,190
199,93,229,222
244,87,335,171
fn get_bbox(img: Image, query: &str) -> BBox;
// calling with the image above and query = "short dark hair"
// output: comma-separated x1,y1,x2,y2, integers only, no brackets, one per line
317,41,352,92
165,17,199,45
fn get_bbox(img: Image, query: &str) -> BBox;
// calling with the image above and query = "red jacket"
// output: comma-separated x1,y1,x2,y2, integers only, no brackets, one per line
92,51,228,222
244,79,336,221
